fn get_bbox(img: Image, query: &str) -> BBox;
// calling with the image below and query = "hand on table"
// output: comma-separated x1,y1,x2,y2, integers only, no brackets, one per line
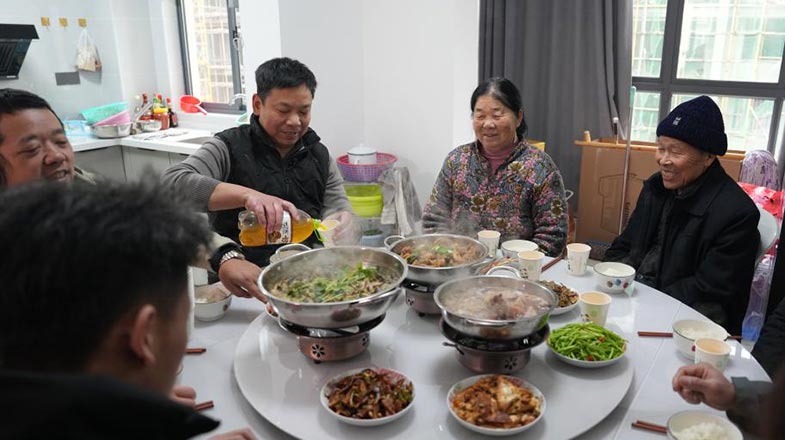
208,428,256,440
170,385,197,407
244,192,297,234
672,363,736,410
218,258,266,303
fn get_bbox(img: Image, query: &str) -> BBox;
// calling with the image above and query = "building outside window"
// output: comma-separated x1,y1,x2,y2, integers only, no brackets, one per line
631,0,785,156
177,0,245,113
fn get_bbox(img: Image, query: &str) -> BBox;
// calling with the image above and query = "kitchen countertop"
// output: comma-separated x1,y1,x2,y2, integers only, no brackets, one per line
69,128,214,155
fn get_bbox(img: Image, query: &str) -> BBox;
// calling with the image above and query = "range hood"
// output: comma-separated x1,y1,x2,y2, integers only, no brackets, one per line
0,24,39,80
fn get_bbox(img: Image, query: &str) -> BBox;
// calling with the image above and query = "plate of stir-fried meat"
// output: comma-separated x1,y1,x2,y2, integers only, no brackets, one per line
320,368,415,426
448,374,545,436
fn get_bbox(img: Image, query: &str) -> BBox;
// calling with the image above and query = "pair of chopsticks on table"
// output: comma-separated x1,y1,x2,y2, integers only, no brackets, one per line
631,420,667,434
637,331,742,340
183,348,213,412
541,253,564,273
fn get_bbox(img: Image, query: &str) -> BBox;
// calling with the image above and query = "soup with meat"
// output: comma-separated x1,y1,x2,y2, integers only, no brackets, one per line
441,287,551,320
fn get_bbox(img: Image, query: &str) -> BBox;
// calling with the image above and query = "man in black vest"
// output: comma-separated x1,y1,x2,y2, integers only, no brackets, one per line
164,58,353,268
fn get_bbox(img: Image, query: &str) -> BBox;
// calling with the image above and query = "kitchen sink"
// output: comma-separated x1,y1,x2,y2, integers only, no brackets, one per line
178,136,214,145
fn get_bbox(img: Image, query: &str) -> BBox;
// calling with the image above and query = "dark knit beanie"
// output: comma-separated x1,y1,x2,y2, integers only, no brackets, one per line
656,95,728,156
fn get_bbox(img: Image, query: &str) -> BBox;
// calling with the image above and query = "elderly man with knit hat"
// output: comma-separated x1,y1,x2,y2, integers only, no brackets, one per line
605,95,760,334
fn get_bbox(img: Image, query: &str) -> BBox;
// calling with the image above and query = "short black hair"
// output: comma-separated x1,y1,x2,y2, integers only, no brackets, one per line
471,77,528,139
0,180,212,372
0,89,62,187
255,57,317,101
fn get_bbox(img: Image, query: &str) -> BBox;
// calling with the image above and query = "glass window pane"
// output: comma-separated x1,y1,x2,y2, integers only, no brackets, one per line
676,0,785,82
671,94,774,151
775,105,785,159
632,0,668,78
183,0,240,104
631,91,661,142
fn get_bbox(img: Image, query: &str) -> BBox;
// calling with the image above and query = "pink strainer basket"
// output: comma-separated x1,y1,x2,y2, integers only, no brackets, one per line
337,153,397,182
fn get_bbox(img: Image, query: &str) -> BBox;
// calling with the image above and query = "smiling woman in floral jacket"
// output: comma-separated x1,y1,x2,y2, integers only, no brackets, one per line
422,78,568,257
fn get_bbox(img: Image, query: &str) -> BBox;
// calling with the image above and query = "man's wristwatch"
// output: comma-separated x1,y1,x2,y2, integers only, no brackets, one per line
219,249,245,266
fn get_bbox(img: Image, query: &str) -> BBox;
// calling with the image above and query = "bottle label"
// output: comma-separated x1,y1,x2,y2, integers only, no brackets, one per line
267,212,292,244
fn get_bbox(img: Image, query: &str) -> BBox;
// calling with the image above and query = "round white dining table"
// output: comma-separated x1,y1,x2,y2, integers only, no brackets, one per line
181,258,770,439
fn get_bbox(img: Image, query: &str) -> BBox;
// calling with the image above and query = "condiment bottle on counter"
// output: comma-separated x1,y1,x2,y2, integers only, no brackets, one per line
238,209,329,247
166,97,179,128
153,107,170,130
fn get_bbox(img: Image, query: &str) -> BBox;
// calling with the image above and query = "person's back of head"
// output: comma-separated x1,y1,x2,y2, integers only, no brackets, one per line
0,180,211,394
255,57,317,101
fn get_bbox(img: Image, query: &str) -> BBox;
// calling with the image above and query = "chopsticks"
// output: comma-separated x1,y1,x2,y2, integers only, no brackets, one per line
186,347,207,354
541,254,564,273
631,420,667,434
195,400,214,411
637,331,742,340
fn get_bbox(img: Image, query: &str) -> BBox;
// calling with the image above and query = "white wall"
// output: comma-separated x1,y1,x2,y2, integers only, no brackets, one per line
278,0,365,155
0,0,123,119
361,0,478,205
252,0,479,205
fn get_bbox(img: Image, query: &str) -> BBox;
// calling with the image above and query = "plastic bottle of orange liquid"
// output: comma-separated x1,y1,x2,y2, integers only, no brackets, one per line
238,209,318,247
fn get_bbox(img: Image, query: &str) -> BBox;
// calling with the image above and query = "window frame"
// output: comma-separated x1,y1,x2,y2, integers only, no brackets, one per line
633,0,785,153
176,0,245,114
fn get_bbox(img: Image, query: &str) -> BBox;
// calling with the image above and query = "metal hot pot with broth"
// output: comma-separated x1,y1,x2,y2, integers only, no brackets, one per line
434,275,557,373
384,233,490,314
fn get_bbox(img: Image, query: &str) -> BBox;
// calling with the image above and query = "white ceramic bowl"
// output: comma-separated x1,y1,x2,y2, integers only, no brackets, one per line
320,367,415,427
672,319,729,359
594,262,636,294
666,410,743,440
194,290,232,322
501,240,539,258
447,375,545,436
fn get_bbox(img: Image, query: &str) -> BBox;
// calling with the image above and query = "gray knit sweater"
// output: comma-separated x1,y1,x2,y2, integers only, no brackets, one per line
162,137,352,218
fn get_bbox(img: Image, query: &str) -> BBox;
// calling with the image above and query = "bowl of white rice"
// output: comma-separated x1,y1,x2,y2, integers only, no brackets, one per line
594,262,635,294
667,410,742,440
672,319,729,359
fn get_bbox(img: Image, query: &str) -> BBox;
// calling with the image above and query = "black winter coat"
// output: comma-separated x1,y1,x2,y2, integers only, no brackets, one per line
605,160,759,334
0,371,219,439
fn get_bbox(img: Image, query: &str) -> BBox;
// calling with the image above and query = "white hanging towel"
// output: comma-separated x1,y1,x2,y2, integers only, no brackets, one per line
76,28,102,72
378,167,422,236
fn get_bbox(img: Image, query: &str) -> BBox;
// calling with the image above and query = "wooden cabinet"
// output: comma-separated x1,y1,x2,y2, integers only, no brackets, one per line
74,146,126,182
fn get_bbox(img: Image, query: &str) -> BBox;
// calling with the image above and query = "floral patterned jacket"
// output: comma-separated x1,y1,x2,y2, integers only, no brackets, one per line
422,140,567,256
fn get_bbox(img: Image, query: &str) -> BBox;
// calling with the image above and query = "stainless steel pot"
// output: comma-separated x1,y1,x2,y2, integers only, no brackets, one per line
385,233,489,285
258,246,408,329
92,123,132,139
434,275,556,340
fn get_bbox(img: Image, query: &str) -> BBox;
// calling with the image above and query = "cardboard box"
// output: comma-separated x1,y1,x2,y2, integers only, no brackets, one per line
575,137,743,253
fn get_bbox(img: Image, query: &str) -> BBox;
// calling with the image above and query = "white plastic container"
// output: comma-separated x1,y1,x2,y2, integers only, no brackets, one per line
347,145,377,165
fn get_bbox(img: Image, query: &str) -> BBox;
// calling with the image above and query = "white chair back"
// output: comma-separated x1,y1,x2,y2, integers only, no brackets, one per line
756,207,779,262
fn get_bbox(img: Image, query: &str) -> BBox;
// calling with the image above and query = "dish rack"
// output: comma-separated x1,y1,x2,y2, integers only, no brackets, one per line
337,153,397,183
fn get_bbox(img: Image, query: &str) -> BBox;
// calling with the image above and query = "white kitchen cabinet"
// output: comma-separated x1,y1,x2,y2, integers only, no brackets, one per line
122,147,172,181
74,146,126,182
169,152,191,165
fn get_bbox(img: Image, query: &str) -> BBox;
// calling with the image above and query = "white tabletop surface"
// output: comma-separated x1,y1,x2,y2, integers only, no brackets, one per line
181,258,770,439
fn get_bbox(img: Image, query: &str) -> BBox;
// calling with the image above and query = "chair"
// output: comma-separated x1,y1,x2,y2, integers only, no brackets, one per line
757,207,779,262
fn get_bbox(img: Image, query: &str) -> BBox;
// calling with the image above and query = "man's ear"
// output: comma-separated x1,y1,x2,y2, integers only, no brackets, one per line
128,304,158,366
252,93,263,116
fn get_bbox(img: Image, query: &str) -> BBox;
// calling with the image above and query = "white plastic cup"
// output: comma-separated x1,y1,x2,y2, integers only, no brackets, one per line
319,219,341,247
579,291,611,327
477,230,501,258
694,338,731,372
518,250,545,281
566,243,592,276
